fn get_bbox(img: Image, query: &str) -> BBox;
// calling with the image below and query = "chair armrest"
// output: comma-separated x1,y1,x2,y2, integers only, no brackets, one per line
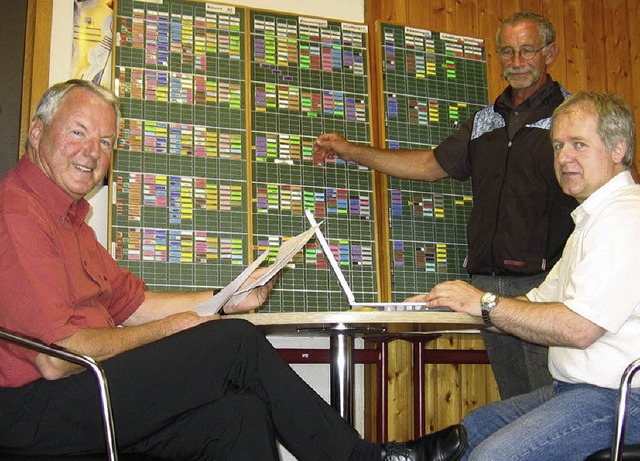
0,327,118,461
611,357,640,460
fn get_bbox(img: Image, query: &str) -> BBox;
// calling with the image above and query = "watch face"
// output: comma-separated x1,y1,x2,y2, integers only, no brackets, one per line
482,292,497,304
481,292,498,326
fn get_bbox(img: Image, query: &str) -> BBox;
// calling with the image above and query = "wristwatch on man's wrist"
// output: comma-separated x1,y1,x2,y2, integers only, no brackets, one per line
480,292,499,326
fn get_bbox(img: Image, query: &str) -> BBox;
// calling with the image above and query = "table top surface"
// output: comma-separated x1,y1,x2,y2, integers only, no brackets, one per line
226,310,485,336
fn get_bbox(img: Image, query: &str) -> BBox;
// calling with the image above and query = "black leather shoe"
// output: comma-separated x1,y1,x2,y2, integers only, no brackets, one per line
381,424,467,461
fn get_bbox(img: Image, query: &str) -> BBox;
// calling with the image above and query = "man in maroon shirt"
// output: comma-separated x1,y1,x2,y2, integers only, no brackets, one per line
0,79,466,461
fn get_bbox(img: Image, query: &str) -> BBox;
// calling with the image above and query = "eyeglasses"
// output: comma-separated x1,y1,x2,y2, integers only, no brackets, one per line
497,43,551,61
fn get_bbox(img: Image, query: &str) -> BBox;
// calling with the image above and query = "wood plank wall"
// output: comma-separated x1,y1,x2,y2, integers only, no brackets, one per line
20,0,640,444
364,0,640,441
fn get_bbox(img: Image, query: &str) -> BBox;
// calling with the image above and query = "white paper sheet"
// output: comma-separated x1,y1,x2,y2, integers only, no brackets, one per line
194,223,321,315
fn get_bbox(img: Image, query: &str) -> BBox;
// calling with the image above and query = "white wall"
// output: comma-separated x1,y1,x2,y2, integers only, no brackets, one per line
50,2,368,460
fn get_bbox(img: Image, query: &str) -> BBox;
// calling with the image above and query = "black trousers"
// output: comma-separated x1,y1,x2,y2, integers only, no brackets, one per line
0,319,362,460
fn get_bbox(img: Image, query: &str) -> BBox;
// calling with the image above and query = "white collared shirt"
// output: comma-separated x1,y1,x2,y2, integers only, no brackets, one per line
527,171,640,388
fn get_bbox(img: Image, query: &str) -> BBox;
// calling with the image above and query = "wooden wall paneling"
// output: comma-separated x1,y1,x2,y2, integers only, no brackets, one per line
460,362,486,423
424,337,444,432
436,362,461,429
518,0,541,15
365,3,383,152
405,0,432,28
477,0,501,101
453,0,479,38
363,339,381,441
370,31,392,301
627,0,640,168
583,0,607,92
542,0,568,87
422,334,499,433
430,0,456,34
437,336,462,430
459,334,492,420
628,0,640,102
386,338,415,440
561,0,588,94
365,0,381,22
462,335,500,407
424,340,438,432
500,0,524,19
28,0,52,120
380,0,408,23
603,0,633,100
20,0,53,156
424,336,461,431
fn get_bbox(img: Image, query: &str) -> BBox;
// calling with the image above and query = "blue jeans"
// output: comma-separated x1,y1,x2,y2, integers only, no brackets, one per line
461,381,640,461
471,274,553,399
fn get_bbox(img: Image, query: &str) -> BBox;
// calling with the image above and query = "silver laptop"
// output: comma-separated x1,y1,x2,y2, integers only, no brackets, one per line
304,209,450,312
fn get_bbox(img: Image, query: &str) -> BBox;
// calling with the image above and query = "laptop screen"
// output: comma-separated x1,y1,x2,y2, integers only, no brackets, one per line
304,209,358,305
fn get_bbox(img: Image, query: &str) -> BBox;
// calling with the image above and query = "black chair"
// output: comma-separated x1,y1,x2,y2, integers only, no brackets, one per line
0,327,161,461
586,357,640,461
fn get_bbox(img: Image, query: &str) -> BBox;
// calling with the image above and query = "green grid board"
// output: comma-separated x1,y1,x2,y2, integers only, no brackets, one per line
250,12,375,312
379,23,488,300
110,1,249,291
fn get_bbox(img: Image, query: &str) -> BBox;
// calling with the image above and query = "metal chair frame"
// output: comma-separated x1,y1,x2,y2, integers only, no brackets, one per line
610,357,640,460
0,327,118,461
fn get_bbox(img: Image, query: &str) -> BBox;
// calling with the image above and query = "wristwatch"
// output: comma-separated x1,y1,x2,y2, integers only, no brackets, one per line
480,292,499,326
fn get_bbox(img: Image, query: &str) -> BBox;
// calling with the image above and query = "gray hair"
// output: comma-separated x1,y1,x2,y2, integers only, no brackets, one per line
496,12,555,48
552,91,636,169
27,79,121,150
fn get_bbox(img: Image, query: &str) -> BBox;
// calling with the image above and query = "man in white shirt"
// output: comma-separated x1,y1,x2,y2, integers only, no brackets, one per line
414,91,640,460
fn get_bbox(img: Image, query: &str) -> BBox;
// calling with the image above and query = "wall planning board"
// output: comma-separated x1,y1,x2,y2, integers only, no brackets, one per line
378,23,487,301
110,0,376,312
109,0,488,312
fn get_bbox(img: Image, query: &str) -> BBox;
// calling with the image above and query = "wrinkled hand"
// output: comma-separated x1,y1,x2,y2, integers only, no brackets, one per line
224,266,280,314
406,280,484,317
313,133,355,161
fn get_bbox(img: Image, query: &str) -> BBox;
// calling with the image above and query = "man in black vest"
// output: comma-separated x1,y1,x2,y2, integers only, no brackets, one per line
314,12,577,400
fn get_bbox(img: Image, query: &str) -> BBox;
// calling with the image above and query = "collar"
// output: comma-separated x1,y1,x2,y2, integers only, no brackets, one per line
15,156,91,224
497,74,558,111
571,170,636,225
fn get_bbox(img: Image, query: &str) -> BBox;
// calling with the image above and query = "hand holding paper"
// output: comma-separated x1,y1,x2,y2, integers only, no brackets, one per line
194,222,321,315
223,264,281,313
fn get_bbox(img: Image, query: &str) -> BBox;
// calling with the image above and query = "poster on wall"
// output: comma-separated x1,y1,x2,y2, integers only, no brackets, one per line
72,0,114,86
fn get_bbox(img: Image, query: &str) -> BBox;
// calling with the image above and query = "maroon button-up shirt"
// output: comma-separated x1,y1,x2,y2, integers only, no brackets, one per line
0,157,145,387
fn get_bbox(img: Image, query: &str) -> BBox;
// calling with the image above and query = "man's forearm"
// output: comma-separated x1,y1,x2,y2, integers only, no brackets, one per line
489,299,604,348
36,312,207,379
123,290,214,325
350,146,447,181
